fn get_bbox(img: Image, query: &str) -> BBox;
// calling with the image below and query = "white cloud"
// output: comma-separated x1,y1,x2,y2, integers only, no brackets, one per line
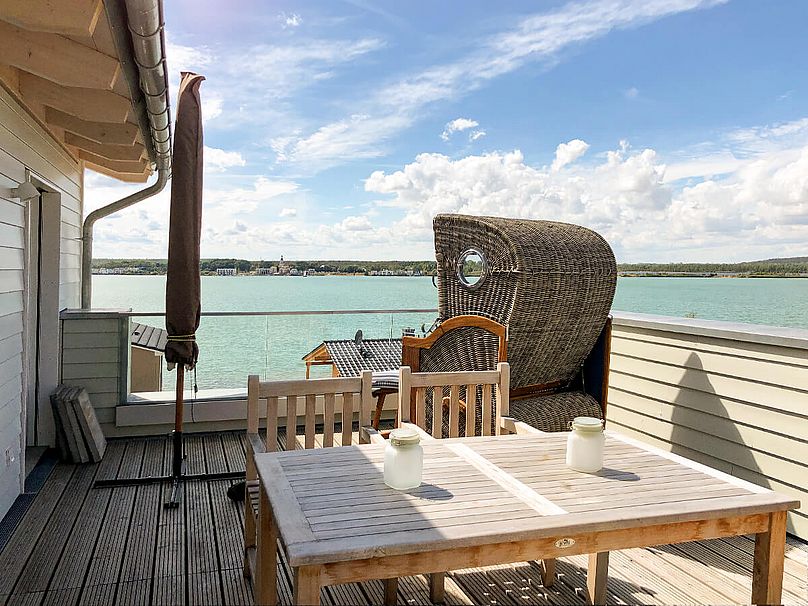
441,118,479,141
88,118,808,261
624,86,639,99
469,130,486,141
279,0,725,170
280,12,303,28
358,123,808,261
551,139,590,171
202,96,223,122
238,38,385,101
204,146,246,172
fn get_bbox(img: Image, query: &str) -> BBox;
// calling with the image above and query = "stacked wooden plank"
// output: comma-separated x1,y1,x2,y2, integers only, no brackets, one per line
50,385,107,463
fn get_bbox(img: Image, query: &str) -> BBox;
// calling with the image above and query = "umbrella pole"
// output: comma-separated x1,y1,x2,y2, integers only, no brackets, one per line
166,363,185,508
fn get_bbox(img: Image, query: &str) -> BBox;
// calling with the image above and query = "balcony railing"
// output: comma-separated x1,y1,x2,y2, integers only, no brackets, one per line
59,307,808,540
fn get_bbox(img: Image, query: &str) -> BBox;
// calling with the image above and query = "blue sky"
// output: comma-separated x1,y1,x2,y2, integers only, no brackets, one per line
86,0,808,262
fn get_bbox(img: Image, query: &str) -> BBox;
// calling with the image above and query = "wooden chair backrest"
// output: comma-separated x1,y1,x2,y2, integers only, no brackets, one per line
247,372,373,452
401,314,507,372
397,363,510,438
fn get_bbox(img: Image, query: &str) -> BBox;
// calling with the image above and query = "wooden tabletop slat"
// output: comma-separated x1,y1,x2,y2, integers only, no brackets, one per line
254,433,800,568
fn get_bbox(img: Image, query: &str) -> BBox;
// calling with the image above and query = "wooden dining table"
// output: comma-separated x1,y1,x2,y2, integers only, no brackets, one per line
254,431,798,605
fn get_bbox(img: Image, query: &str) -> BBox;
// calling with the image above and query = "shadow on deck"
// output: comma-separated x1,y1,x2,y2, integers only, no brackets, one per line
0,431,806,605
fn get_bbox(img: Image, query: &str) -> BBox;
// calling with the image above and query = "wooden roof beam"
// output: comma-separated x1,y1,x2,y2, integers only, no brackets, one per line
46,108,139,146
83,160,150,183
64,132,145,162
0,0,104,38
0,20,119,90
20,73,130,123
78,150,150,175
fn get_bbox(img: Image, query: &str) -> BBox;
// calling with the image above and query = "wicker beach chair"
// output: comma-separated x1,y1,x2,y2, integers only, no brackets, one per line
425,214,617,432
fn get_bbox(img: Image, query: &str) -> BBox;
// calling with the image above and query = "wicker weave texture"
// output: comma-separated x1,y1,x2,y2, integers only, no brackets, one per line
509,392,603,433
433,214,616,389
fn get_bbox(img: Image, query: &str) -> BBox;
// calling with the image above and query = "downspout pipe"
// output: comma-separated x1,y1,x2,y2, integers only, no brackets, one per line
80,168,168,308
81,0,172,308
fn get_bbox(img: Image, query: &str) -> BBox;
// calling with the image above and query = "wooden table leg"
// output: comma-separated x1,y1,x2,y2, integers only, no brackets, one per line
383,578,398,605
429,572,445,603
256,489,278,606
587,552,609,605
294,565,322,605
752,511,787,605
539,558,556,587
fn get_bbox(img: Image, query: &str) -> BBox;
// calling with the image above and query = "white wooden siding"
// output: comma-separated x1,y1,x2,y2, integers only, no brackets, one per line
0,180,25,520
607,313,808,539
60,311,128,433
0,83,82,520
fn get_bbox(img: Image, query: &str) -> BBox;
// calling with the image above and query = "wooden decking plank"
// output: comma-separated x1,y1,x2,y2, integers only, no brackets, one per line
208,480,244,572
186,434,205,476
721,534,807,582
644,543,746,604
188,572,223,606
203,434,228,474
140,436,166,478
152,575,184,606
82,485,137,589
14,464,97,594
45,467,112,591
118,483,161,583
673,538,806,604
0,465,74,597
78,583,116,606
186,480,219,574
220,568,253,606
94,439,126,481
221,432,245,472
323,580,363,606
3,592,43,606
115,579,150,606
40,587,80,606
151,483,185,603
116,439,146,479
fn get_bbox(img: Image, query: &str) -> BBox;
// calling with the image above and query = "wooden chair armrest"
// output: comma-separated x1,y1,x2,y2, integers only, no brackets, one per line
400,422,437,442
247,432,267,455
360,425,387,445
500,417,547,435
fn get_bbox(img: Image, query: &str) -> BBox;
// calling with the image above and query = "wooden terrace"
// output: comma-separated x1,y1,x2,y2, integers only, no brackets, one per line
0,431,806,605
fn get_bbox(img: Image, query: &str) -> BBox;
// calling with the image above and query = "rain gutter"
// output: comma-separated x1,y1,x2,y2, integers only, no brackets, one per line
81,0,172,308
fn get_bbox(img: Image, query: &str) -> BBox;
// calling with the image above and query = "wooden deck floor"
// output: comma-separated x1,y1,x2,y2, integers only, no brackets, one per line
0,431,806,606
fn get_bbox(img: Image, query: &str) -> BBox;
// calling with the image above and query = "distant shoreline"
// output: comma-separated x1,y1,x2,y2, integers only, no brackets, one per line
91,271,808,278
92,256,808,278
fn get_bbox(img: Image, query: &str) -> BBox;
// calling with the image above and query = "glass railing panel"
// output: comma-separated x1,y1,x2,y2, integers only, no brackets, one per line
128,309,437,393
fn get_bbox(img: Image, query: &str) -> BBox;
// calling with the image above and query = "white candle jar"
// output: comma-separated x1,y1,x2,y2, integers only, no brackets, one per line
384,427,423,490
566,416,605,473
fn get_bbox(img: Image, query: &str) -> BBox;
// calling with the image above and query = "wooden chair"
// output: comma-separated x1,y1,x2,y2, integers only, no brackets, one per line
370,314,507,432
243,372,374,590
363,363,555,603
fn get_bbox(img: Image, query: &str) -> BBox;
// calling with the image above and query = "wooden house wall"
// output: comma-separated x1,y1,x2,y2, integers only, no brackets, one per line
607,315,808,539
0,84,82,519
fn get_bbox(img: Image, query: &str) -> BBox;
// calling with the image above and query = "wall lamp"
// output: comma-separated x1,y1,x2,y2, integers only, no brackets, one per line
10,181,40,201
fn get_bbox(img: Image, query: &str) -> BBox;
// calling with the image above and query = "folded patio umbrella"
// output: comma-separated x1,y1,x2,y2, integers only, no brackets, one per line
164,71,205,507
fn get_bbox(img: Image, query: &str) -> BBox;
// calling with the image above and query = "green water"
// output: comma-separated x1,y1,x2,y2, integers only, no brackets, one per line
92,275,808,388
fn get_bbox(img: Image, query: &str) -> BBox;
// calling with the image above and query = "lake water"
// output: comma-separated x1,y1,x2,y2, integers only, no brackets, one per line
92,275,808,388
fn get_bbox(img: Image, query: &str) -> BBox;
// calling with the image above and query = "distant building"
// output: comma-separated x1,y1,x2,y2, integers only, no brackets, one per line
257,267,275,275
289,268,300,276
217,268,237,276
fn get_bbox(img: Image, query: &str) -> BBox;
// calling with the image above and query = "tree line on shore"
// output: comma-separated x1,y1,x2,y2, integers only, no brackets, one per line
92,257,808,276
